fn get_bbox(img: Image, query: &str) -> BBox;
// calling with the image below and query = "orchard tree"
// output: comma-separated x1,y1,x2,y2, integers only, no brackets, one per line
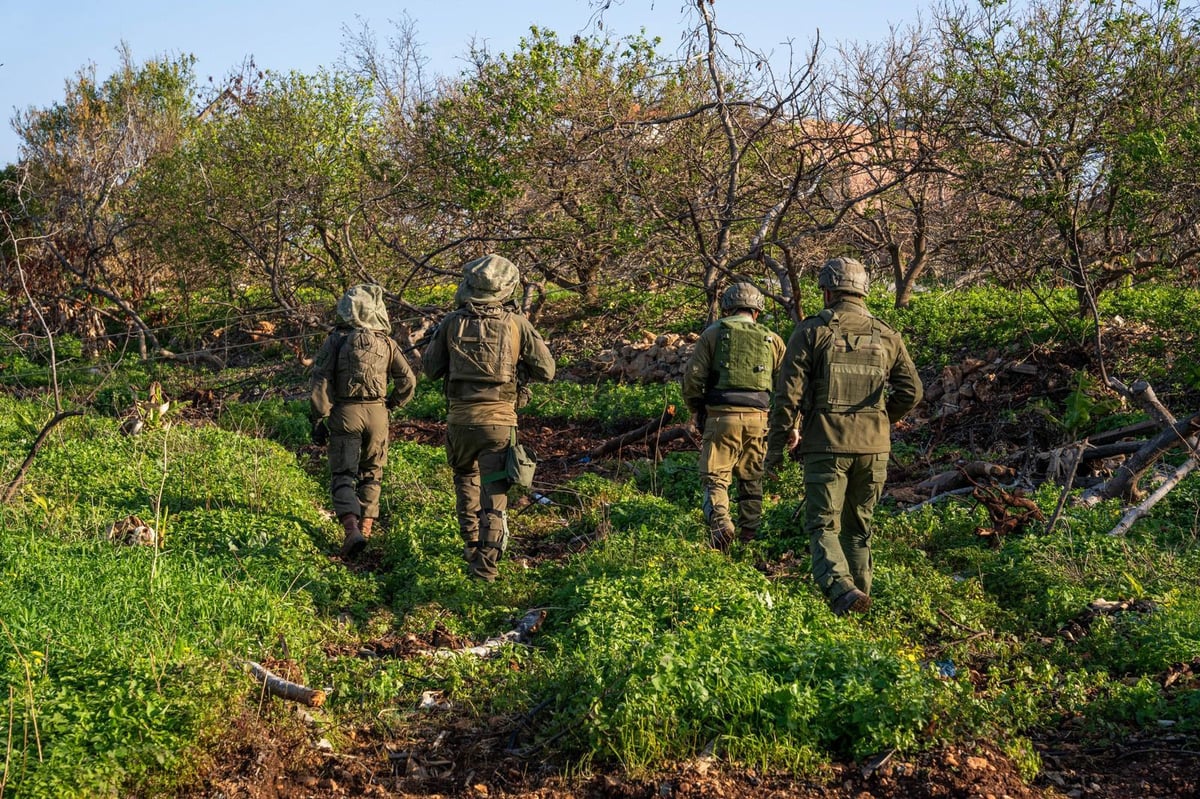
11,46,196,357
931,0,1200,315
146,68,382,318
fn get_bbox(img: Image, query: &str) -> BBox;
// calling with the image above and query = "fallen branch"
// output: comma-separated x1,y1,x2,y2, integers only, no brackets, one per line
901,485,977,513
433,609,547,659
1107,455,1200,536
1045,439,1089,534
589,406,676,459
916,462,1015,496
1078,412,1200,507
3,410,85,504
242,661,326,707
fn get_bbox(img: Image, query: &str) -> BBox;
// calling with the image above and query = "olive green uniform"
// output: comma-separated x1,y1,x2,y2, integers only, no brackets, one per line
310,289,417,526
766,295,922,606
681,312,785,545
423,256,556,580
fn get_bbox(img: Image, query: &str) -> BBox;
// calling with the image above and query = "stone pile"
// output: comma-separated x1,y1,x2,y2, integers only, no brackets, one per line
595,331,699,383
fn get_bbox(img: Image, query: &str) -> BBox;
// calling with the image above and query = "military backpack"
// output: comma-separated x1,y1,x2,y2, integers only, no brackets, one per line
446,306,519,387
335,328,391,401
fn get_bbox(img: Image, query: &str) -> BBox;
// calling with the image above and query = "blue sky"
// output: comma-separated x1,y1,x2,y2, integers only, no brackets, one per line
0,0,931,165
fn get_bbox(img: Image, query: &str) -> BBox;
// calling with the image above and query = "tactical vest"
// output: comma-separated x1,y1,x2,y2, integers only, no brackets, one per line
712,318,775,392
811,308,888,413
445,306,519,402
334,328,391,401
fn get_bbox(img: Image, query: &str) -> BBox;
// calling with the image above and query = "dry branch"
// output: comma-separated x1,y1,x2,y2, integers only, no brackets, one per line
1078,412,1200,506
2,410,85,504
589,406,676,459
1107,455,1200,536
242,661,326,707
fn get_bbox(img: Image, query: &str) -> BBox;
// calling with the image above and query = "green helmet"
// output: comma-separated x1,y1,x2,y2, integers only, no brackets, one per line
720,281,765,312
818,257,870,296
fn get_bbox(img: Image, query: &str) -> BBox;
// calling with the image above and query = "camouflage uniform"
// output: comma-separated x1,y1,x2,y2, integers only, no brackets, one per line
681,283,785,549
311,284,417,557
765,258,922,615
423,254,556,581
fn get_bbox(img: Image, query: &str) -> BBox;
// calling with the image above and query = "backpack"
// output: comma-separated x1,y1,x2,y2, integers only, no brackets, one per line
336,328,391,401
812,309,888,413
446,307,518,387
711,318,775,392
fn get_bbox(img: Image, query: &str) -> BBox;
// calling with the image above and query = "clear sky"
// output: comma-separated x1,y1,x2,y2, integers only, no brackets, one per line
0,0,930,165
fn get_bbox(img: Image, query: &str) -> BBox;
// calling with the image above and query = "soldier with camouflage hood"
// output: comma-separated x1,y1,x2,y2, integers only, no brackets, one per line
310,284,417,558
423,254,556,581
765,257,922,616
681,282,785,550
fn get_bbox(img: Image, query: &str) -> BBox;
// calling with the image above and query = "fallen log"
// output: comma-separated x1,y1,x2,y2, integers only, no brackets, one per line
589,406,676,459
1078,412,1200,507
242,661,326,707
1107,455,1200,536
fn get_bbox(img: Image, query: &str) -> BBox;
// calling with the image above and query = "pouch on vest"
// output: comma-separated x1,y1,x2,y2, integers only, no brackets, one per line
815,310,888,413
447,311,517,386
712,318,774,392
338,329,390,400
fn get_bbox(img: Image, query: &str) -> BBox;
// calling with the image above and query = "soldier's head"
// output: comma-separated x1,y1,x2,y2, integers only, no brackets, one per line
817,257,870,300
337,284,390,331
720,281,765,316
455,254,520,306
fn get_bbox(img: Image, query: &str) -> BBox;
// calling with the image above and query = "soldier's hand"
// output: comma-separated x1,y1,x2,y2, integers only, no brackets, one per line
311,418,330,446
763,452,782,483
787,428,801,453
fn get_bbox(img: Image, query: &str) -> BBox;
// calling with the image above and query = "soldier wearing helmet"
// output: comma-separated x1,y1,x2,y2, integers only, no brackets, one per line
765,257,922,616
422,254,556,581
310,284,418,558
681,281,786,550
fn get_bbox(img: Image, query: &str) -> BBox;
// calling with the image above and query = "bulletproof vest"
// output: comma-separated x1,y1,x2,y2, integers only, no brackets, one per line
445,305,519,400
811,308,888,413
712,318,775,392
335,328,391,401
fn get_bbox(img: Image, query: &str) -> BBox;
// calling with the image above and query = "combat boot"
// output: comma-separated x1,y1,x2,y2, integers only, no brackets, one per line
339,513,366,558
738,527,757,543
709,521,735,553
831,588,872,617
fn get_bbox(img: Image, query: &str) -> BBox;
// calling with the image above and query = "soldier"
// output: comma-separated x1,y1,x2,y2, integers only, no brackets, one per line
765,257,922,616
310,284,417,558
681,282,786,550
423,254,556,581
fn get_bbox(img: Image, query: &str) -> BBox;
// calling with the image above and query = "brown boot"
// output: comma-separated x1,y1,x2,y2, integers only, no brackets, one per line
339,513,366,558
738,527,757,543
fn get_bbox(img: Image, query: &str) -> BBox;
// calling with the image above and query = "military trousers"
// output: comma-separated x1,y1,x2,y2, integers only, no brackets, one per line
328,402,390,521
446,424,512,579
802,451,888,602
699,410,768,539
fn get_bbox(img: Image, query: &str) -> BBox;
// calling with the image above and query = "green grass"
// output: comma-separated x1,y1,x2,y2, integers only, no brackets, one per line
1,283,1200,795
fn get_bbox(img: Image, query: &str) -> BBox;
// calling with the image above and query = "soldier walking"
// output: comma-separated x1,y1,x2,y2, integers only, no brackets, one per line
310,284,417,558
423,254,556,581
682,282,785,550
765,258,922,615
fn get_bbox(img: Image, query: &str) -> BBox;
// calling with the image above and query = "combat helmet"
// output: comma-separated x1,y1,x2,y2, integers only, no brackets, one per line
720,281,766,313
817,257,870,297
454,254,520,306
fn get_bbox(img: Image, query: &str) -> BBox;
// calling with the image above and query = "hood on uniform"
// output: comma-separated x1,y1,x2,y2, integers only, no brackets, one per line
336,284,391,331
454,254,520,306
